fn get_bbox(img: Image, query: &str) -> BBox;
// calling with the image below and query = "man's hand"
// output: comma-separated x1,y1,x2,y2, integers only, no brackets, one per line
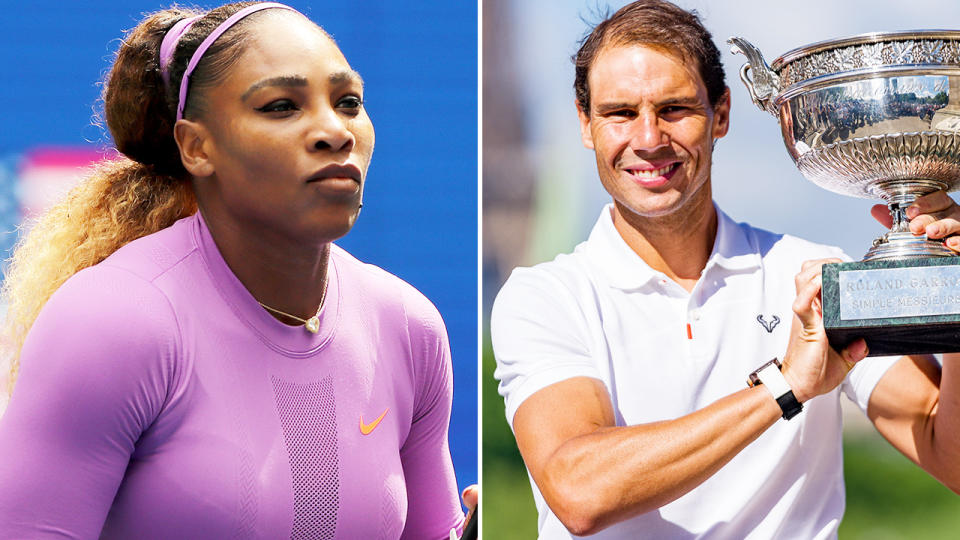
871,191,960,252
781,259,869,402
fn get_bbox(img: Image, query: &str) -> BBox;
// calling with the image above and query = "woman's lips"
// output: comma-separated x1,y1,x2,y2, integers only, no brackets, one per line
306,164,363,194
309,177,360,193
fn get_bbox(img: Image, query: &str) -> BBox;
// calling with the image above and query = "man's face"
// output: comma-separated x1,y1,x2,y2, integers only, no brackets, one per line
578,44,729,219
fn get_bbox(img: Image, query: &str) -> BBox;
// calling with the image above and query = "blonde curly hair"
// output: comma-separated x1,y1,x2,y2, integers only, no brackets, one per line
2,2,264,397
2,161,195,396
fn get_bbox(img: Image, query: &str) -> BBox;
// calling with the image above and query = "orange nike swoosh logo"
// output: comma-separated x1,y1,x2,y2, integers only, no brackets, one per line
360,407,390,435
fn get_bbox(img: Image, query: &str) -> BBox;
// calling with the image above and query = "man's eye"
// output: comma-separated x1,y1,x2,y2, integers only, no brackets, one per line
255,99,297,113
662,106,689,114
608,110,635,118
337,96,364,110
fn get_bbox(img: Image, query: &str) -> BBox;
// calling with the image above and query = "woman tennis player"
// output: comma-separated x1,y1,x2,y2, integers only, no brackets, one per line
0,2,473,538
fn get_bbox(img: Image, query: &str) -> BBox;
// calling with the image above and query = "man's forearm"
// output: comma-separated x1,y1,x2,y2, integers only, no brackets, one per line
925,354,960,493
533,385,783,535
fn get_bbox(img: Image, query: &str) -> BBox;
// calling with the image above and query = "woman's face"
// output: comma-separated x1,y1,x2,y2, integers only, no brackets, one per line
192,12,375,244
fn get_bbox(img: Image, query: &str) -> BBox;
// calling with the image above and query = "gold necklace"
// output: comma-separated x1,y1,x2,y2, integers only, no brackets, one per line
257,277,328,334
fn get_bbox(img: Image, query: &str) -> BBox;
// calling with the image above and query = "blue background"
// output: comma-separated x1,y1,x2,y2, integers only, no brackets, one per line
0,1,477,499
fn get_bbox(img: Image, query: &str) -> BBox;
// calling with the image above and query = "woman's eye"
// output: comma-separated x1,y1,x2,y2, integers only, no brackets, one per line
255,99,297,113
337,95,364,111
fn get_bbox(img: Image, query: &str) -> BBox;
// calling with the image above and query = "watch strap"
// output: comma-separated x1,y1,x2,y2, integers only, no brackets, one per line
775,391,804,420
748,358,803,420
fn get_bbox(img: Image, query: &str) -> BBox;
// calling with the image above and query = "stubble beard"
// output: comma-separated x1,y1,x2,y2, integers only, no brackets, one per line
609,147,708,210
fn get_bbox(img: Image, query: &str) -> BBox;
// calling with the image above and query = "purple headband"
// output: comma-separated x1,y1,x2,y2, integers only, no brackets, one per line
159,2,298,121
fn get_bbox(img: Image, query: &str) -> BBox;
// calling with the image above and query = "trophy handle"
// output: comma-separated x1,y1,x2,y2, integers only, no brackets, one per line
728,37,781,117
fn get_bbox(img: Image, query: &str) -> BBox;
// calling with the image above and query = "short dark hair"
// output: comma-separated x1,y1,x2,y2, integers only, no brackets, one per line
573,0,726,114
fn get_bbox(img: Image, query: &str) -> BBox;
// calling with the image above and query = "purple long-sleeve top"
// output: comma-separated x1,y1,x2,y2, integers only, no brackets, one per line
0,212,464,539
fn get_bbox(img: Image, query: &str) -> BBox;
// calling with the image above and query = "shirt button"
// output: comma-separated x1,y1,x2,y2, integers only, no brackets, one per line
691,311,701,321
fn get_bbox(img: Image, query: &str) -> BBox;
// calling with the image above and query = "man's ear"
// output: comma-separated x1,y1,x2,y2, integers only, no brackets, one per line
576,99,595,150
711,88,731,141
173,120,215,177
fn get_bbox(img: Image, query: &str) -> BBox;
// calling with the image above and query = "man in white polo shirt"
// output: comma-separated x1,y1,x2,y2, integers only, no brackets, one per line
490,1,960,538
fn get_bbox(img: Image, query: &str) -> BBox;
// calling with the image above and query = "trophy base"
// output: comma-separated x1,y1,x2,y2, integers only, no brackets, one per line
822,257,960,357
864,231,956,261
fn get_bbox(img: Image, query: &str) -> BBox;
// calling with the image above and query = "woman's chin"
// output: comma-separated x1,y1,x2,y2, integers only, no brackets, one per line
303,212,361,244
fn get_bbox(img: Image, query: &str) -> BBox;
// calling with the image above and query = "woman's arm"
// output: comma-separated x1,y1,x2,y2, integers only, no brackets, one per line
398,291,464,540
0,267,178,538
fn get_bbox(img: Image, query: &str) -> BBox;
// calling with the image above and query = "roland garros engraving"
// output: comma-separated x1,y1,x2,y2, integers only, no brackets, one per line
839,266,960,320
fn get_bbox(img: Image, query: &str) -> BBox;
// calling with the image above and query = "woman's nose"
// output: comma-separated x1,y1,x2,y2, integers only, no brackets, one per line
309,107,355,153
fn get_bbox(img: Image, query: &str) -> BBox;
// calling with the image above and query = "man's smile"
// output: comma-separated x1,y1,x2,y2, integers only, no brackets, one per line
622,161,681,187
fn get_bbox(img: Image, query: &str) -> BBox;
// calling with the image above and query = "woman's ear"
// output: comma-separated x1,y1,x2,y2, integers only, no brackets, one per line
173,120,215,177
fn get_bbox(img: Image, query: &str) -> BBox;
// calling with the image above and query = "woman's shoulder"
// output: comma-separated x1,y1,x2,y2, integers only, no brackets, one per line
330,245,444,331
40,215,197,335
43,261,182,351
19,260,183,419
98,214,200,284
34,217,194,365
14,247,185,453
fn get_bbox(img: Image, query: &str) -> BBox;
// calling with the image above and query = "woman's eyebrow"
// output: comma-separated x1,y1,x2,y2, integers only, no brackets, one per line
329,69,364,88
242,75,308,101
241,70,364,102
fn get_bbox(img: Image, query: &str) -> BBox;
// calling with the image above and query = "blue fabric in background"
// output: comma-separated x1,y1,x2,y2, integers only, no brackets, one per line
0,0,477,500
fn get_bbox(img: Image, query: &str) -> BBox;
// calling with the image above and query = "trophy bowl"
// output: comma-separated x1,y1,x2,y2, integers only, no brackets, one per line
730,31,960,357
729,31,960,261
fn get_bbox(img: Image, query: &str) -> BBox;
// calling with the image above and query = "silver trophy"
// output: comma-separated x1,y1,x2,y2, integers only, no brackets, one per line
729,31,960,356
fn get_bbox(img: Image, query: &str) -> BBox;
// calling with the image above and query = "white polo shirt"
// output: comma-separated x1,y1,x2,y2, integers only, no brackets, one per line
491,204,898,539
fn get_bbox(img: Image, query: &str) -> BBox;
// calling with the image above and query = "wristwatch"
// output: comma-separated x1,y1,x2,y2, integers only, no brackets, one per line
747,358,803,420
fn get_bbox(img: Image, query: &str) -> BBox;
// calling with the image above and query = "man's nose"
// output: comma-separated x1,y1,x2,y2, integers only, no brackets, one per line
629,112,668,152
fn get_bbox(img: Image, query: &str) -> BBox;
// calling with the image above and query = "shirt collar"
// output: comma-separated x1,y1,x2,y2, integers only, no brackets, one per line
581,203,761,290
707,203,762,273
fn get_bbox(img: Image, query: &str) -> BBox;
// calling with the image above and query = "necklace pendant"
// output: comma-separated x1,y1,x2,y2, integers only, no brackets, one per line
305,316,320,334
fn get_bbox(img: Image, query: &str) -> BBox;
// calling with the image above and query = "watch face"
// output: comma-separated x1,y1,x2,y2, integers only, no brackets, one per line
748,358,781,387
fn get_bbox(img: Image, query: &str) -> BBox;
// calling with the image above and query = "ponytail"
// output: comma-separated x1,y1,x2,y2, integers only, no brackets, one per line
1,8,201,395
3,160,195,394
1,2,278,395
2,2,271,395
